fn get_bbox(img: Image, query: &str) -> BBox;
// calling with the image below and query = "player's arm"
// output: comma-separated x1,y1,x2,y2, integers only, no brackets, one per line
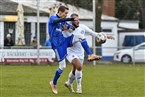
84,25,114,40
62,25,74,33
83,24,99,37
49,16,75,24
62,22,75,33
106,35,115,40
53,18,74,23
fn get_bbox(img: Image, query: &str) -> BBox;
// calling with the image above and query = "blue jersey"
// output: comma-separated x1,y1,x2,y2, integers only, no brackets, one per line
48,15,73,49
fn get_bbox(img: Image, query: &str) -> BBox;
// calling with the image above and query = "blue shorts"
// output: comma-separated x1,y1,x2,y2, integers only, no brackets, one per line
54,35,74,62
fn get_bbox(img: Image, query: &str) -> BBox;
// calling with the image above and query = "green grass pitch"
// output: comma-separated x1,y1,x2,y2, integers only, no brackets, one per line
0,64,145,97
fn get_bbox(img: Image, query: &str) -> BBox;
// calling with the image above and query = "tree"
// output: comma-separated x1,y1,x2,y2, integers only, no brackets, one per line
138,0,145,28
116,0,145,29
115,0,138,20
93,0,103,55
58,0,92,10
94,0,103,32
58,0,145,29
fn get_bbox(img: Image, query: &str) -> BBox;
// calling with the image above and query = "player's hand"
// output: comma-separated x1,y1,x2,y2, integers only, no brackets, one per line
107,35,115,40
68,28,73,33
62,24,67,31
68,26,75,33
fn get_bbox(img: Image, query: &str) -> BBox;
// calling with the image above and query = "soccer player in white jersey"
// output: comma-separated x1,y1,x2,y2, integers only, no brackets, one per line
63,13,114,94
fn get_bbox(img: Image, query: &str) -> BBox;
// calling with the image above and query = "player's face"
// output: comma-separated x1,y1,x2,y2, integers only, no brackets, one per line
59,10,68,18
72,16,79,26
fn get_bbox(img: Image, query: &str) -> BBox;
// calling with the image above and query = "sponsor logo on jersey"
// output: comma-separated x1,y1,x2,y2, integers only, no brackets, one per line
81,31,84,34
56,28,62,32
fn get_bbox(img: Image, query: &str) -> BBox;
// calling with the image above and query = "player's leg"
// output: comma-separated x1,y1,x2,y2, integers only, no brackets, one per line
65,54,83,93
65,54,81,85
50,45,67,94
50,35,73,92
75,59,84,94
65,35,94,58
72,35,102,61
66,58,82,85
66,58,83,93
64,65,75,93
50,58,66,94
65,65,76,85
65,54,78,92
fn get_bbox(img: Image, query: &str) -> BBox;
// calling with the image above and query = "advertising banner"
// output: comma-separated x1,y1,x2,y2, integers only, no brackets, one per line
0,49,56,64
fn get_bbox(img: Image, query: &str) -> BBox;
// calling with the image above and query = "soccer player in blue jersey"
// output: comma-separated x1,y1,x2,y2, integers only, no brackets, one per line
49,6,101,94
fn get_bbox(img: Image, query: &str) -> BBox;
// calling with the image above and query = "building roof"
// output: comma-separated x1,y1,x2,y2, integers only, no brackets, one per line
0,0,49,16
10,0,118,20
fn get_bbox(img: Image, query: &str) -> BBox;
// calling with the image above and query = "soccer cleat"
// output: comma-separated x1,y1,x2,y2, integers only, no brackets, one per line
49,81,58,94
88,54,102,61
64,82,75,93
76,87,82,94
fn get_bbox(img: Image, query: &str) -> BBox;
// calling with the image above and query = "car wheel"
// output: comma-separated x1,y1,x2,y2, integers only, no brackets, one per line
121,55,132,64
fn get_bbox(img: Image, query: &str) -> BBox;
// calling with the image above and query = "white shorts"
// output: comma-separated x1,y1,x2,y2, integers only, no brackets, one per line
66,53,84,64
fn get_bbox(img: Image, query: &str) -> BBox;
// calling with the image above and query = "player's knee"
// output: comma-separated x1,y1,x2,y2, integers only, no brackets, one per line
59,59,66,70
60,65,66,70
76,63,83,71
59,65,66,70
76,64,82,71
72,58,82,71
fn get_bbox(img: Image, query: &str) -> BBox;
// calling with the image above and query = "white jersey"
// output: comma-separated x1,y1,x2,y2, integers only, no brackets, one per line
63,24,98,60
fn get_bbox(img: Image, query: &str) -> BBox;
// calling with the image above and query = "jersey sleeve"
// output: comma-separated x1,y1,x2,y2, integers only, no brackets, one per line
82,24,99,37
52,18,74,24
49,16,56,24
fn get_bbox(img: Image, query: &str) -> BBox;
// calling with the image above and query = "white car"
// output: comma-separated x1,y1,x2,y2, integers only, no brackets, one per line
114,42,145,64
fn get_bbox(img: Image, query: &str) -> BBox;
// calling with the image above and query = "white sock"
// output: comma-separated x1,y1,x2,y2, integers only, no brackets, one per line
75,70,82,89
67,71,75,85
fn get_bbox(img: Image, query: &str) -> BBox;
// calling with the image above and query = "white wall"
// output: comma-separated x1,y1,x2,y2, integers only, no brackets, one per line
101,21,118,56
118,21,139,29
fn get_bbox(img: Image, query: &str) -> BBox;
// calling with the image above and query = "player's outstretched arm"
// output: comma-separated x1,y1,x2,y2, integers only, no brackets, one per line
107,35,115,40
53,18,74,23
83,24,99,37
